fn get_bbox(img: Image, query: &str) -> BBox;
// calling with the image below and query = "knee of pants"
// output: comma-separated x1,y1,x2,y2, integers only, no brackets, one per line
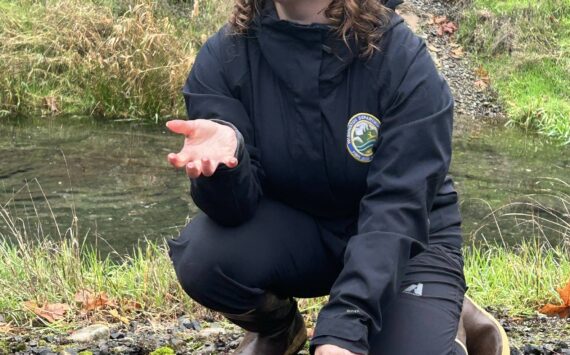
168,214,264,314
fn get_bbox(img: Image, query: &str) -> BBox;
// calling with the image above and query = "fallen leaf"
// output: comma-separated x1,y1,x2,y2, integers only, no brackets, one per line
109,309,130,325
23,301,70,323
539,279,570,318
427,43,440,53
437,21,458,36
474,65,491,89
434,15,448,24
0,323,14,334
474,80,489,90
450,47,465,59
122,299,143,311
74,289,115,311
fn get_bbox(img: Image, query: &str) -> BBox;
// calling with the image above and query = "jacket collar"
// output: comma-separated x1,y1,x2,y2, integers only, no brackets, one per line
251,1,358,95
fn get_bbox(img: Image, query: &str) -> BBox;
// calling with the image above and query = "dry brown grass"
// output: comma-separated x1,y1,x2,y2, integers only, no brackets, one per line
0,0,231,119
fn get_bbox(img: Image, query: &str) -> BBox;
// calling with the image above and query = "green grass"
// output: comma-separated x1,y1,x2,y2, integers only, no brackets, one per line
0,0,230,120
459,0,570,143
1,189,569,327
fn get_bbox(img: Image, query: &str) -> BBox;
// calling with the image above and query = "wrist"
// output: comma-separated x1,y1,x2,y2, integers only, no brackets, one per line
210,119,242,158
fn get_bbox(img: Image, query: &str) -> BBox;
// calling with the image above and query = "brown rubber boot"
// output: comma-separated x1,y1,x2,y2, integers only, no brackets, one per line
456,295,510,355
222,293,307,355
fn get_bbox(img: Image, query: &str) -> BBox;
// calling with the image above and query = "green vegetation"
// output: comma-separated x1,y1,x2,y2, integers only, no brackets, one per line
0,0,230,120
1,190,569,327
150,346,176,355
458,0,570,143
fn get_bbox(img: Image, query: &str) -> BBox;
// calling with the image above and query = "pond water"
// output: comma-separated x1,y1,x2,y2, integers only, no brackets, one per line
0,117,568,255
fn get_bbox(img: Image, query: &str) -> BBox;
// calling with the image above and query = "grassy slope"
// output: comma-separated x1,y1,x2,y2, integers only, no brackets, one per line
0,0,230,120
459,0,570,143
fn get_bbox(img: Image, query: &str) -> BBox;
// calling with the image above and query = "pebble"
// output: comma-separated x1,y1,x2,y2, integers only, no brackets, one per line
198,327,227,338
69,324,110,343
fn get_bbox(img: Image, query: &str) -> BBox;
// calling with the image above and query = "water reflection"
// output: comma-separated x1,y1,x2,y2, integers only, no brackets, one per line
0,117,568,254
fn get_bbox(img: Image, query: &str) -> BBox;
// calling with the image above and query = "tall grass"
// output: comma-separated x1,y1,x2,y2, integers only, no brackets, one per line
0,179,569,327
458,0,570,143
0,0,231,120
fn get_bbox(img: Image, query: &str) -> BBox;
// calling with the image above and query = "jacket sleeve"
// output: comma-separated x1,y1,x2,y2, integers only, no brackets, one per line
182,34,264,227
310,23,454,354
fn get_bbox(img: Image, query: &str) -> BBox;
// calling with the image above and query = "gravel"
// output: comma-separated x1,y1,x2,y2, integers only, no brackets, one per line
0,312,568,354
400,0,505,121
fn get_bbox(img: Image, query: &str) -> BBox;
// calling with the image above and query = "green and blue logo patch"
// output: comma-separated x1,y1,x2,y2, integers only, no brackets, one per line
346,113,381,163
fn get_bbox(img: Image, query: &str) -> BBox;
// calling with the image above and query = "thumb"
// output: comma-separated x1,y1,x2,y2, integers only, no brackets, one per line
166,120,196,136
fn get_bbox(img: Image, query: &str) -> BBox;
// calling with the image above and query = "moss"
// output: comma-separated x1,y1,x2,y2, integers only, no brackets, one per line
150,346,176,355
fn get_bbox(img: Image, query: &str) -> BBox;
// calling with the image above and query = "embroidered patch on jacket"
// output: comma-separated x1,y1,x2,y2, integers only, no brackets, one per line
346,113,381,163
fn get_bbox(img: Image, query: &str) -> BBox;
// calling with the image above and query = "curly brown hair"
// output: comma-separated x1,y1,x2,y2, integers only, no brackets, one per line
229,0,392,57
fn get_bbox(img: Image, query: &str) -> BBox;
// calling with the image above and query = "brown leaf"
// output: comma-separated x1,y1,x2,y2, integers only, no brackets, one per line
109,309,130,325
23,301,70,323
474,80,489,90
539,304,570,318
427,43,440,53
557,280,570,306
74,289,114,311
539,280,570,318
120,299,143,312
434,16,448,24
450,47,465,59
0,323,14,334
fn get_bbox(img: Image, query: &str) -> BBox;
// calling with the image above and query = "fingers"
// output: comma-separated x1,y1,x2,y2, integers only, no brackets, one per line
201,158,218,177
222,156,239,169
165,120,196,136
167,151,192,168
185,160,203,179
169,155,238,178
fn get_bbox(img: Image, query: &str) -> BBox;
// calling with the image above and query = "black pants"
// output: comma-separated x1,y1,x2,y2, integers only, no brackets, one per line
168,198,467,355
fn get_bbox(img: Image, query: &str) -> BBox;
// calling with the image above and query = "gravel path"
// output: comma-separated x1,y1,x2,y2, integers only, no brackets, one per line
398,0,504,121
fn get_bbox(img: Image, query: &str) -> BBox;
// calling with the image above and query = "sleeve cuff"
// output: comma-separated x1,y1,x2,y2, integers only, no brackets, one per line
309,317,369,355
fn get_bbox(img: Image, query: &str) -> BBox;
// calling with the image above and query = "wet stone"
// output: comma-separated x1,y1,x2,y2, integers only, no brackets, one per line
69,325,110,343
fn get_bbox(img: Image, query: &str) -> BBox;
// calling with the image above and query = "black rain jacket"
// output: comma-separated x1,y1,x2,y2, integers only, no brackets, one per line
182,1,462,353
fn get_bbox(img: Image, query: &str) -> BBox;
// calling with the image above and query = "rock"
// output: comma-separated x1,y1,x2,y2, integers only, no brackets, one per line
198,327,226,338
69,324,110,343
178,317,202,331
59,349,78,355
199,342,216,355
110,332,124,340
523,344,543,355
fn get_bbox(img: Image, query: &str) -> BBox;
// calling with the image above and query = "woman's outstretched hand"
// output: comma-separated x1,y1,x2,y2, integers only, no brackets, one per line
166,119,238,178
315,345,360,355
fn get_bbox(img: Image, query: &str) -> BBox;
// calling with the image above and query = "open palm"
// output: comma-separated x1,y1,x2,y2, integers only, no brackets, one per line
166,119,238,178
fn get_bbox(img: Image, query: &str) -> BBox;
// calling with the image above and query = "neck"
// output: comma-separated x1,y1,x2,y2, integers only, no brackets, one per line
273,0,333,25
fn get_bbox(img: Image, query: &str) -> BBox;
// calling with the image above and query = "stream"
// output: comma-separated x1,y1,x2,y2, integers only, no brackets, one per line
1,117,568,255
